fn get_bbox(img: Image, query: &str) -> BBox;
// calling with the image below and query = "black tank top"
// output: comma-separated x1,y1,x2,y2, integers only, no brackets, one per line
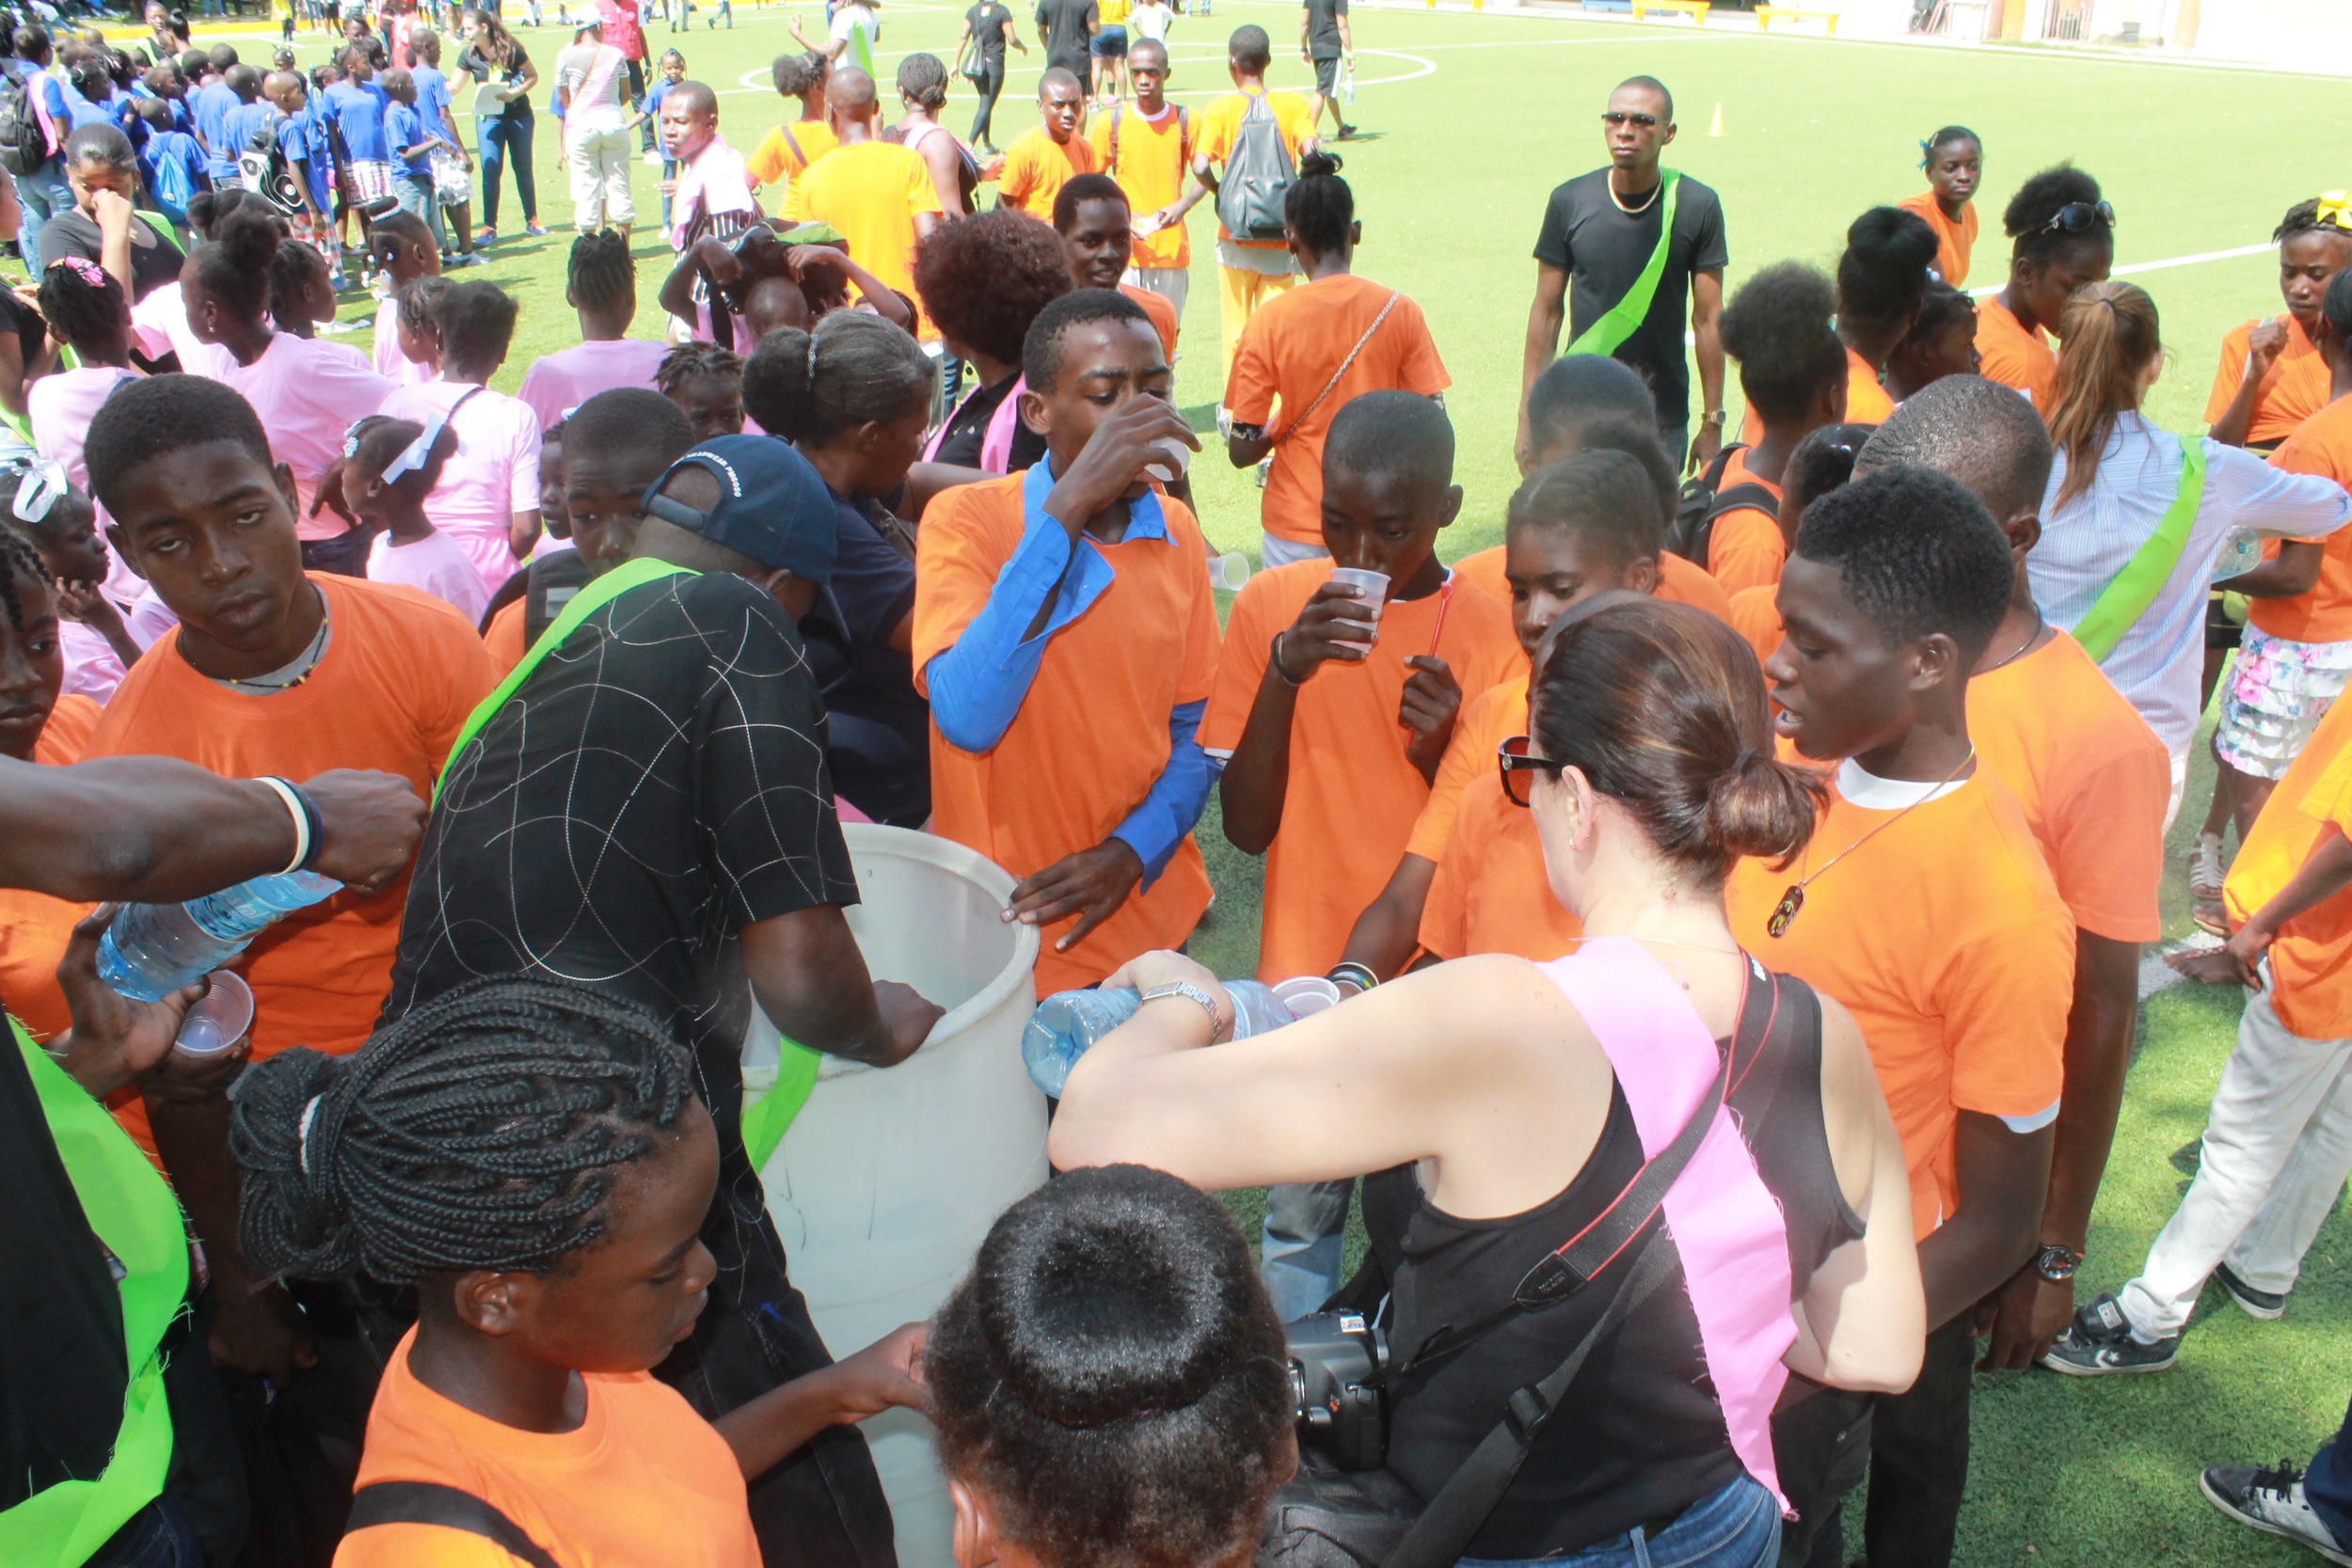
1362,961,1862,1558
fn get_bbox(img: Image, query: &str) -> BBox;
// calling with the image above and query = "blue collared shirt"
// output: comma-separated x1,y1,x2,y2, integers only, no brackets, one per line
924,459,1213,881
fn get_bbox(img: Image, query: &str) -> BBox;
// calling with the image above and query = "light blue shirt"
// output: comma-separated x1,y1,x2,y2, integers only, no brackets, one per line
2029,411,2352,757
923,458,1213,880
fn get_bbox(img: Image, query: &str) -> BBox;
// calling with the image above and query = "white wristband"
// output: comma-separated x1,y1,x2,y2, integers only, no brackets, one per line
254,776,310,875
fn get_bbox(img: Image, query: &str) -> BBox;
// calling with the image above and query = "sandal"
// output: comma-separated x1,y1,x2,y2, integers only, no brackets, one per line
2190,832,2229,936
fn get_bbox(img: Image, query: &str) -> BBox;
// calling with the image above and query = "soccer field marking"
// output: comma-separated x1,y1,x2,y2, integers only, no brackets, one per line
1961,242,2276,299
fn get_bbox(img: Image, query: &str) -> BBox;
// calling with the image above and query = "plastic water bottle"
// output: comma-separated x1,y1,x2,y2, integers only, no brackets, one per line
2210,526,2264,586
97,872,342,1003
1023,978,1296,1097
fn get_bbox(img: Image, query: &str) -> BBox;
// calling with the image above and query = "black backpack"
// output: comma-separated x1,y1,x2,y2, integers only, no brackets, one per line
0,61,52,179
1216,91,1295,243
1665,443,1778,566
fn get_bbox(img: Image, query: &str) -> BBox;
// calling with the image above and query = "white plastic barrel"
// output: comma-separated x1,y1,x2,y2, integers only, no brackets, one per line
745,824,1044,1568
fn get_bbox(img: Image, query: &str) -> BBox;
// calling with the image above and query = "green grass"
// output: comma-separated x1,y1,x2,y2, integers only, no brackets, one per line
254,8,2352,1560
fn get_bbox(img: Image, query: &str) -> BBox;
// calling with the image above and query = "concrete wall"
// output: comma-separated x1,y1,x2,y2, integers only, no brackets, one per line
1746,0,2352,62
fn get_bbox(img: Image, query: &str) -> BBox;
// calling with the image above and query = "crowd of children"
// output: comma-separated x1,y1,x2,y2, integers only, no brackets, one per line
9,20,2352,1568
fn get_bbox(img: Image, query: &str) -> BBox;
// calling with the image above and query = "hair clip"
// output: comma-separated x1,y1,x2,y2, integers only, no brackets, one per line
380,412,450,485
11,459,66,524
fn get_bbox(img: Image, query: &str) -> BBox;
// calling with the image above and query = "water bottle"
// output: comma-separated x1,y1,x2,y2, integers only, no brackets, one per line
1023,978,1295,1097
1342,63,1356,107
97,871,342,1003
2210,526,2264,586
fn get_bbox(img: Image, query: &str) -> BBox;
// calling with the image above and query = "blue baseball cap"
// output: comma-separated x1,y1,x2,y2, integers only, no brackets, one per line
641,435,838,584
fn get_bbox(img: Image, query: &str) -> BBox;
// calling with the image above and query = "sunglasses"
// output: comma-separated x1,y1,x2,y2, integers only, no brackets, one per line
2040,200,2116,236
1601,111,1660,128
1497,735,1567,808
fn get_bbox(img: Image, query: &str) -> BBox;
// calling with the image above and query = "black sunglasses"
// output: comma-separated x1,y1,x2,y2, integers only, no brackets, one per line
1497,735,1567,808
1601,110,1660,128
2041,200,2116,236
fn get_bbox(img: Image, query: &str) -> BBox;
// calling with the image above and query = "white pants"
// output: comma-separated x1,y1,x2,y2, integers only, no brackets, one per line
1262,531,1330,569
2165,742,2190,834
1123,263,1189,327
567,118,635,231
2117,988,2352,1336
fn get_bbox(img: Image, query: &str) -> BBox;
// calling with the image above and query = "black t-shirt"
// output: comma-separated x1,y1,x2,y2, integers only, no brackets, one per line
930,371,1049,472
382,571,859,1321
40,211,186,304
458,40,534,120
0,290,44,366
1532,167,1727,429
1035,0,1098,68
800,490,930,827
1305,0,1348,57
966,1,1014,65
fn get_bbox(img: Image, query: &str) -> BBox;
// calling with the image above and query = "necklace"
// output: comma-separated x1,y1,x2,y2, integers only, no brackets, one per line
1609,176,1662,215
219,600,332,694
1979,610,2045,674
1767,746,1976,939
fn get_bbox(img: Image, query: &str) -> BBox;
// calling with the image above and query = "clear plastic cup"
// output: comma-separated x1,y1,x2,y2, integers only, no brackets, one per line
1143,436,1194,485
173,970,253,1060
1208,551,1251,593
1327,567,1389,652
1272,975,1344,1020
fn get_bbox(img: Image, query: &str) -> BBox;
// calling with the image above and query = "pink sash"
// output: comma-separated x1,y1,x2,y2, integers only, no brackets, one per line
1536,938,1795,1515
921,374,1025,473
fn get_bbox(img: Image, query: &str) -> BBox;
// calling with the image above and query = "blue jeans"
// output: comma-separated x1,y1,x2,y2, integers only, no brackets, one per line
2307,1393,2352,1549
477,112,536,228
11,158,72,269
88,1497,206,1568
1459,1476,1780,1568
394,171,447,251
1262,1177,1354,1322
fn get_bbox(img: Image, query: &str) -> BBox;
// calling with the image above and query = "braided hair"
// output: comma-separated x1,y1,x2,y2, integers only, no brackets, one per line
2277,197,2352,245
568,227,636,318
231,976,697,1286
36,258,129,358
740,312,934,446
656,340,743,399
0,521,46,633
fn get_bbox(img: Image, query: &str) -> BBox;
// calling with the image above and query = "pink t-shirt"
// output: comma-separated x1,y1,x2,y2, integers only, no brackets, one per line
220,332,400,540
57,618,125,704
29,364,145,603
381,380,543,591
516,338,670,435
670,135,756,251
131,283,233,379
373,294,434,387
369,525,490,625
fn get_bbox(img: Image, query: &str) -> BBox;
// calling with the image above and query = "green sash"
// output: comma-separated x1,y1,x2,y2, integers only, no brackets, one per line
430,556,825,1154
2073,443,2208,664
0,1021,186,1567
1565,171,1682,358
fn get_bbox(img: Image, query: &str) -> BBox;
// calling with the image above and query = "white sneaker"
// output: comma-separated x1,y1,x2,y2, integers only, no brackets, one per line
2203,1465,2352,1565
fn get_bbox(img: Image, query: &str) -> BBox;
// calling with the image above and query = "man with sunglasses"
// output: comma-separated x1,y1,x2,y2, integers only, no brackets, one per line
1520,75,1726,478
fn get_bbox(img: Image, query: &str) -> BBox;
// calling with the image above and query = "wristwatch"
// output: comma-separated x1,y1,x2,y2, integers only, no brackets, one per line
2034,1243,2083,1283
1700,409,1728,428
1140,980,1224,1040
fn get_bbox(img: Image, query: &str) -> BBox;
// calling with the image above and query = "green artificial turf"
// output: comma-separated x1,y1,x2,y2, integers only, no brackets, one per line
251,8,2352,1558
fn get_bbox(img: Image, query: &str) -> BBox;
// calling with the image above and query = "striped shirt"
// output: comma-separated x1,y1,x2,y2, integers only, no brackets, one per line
2028,412,2352,757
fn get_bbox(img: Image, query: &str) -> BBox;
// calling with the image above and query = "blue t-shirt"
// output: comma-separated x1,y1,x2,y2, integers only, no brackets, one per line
62,87,114,134
384,101,431,177
278,108,334,212
411,63,457,143
220,100,271,168
137,128,206,211
645,77,676,119
191,78,238,175
326,79,391,163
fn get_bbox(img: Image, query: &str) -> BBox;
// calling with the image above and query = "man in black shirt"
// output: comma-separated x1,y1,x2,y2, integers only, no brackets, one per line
1299,0,1353,140
1034,0,1097,83
1520,75,1727,476
385,435,942,1568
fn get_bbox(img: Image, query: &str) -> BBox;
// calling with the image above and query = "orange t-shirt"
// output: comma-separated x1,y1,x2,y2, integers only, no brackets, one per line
335,1327,759,1568
1200,562,1519,981
1120,282,1179,357
1226,275,1450,547
0,695,103,1043
1737,349,1890,449
1406,679,1524,863
994,125,1098,222
83,576,498,1071
2254,396,2352,644
2226,691,2352,1039
1727,582,1781,671
1421,769,1584,963
1726,763,2074,1239
1089,101,1195,270
1452,545,1732,636
1705,449,1786,596
1898,190,1978,289
484,596,528,676
787,138,946,340
1967,629,2169,943
1197,89,1315,250
1974,295,2058,411
914,474,1221,995
2205,316,2330,450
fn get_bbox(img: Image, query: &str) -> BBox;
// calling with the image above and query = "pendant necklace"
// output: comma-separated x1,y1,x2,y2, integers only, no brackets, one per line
1767,747,1976,939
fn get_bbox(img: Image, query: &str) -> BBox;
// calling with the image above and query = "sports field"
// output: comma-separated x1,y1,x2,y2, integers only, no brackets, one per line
252,6,2352,1560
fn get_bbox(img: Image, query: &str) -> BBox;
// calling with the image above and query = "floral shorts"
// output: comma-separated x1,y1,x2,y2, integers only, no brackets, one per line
2216,624,2352,779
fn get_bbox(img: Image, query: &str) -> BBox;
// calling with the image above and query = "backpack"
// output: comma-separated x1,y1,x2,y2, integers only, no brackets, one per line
0,61,52,179
1666,444,1777,567
149,134,194,212
1216,91,1294,243
239,110,305,217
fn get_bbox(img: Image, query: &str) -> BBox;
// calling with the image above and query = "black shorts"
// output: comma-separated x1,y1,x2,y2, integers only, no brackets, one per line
1311,52,1341,94
1092,23,1127,55
2207,590,2247,651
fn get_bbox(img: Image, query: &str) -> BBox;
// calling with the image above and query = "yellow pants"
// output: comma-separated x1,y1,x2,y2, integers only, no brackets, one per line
1218,262,1298,386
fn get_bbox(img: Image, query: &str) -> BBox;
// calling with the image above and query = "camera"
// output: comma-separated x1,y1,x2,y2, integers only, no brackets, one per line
1286,1310,1389,1471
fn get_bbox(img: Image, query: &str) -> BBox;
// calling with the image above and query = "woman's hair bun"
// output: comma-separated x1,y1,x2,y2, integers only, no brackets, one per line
1705,748,1824,871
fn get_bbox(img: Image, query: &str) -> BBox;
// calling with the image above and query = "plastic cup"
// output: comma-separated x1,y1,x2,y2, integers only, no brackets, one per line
1208,551,1252,593
172,971,253,1060
1327,566,1389,652
1272,975,1343,1020
1143,435,1194,485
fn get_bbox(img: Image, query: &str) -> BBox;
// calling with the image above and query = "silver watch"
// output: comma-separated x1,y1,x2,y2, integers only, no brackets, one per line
1139,980,1222,1038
